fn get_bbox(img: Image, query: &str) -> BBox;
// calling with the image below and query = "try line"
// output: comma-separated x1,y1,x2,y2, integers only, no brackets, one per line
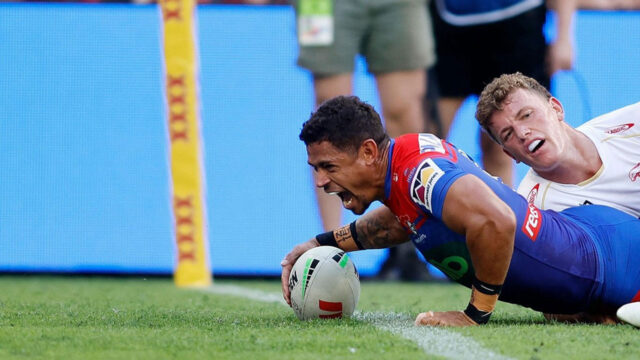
202,284,511,360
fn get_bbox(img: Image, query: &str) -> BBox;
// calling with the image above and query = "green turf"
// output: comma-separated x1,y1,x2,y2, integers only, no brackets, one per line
0,276,638,360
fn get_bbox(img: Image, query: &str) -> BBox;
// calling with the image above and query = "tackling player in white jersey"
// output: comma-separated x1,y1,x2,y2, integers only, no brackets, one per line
517,102,640,217
476,72,640,218
476,72,640,326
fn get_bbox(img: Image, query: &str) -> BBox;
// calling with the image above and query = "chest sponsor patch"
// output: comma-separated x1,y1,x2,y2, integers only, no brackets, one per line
606,123,634,134
630,162,640,182
522,203,542,241
410,158,444,212
527,183,540,204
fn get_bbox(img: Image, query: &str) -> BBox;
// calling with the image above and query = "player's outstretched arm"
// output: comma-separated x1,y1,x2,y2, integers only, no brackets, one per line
281,206,407,306
416,174,516,327
309,205,409,252
354,206,409,249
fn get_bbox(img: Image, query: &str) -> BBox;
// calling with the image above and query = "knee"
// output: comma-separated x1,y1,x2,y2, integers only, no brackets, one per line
383,100,423,134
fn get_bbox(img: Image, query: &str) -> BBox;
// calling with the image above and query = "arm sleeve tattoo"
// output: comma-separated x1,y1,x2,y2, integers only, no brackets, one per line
355,208,409,249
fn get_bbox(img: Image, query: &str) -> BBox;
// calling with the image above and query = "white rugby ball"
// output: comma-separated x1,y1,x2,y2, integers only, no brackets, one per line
617,302,640,328
288,246,360,320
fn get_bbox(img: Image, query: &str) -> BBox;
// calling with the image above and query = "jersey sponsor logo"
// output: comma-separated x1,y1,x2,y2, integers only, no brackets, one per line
629,163,640,181
413,233,427,244
421,242,474,287
397,215,419,235
396,214,425,238
522,203,542,241
606,123,634,134
430,255,469,281
418,133,445,154
410,159,444,212
630,162,640,182
527,183,540,204
405,167,417,184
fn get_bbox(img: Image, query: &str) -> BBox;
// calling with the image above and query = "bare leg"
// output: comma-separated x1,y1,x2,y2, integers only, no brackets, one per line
374,69,432,281
438,96,514,187
423,68,442,137
375,69,426,136
436,97,465,139
311,74,353,231
480,131,514,187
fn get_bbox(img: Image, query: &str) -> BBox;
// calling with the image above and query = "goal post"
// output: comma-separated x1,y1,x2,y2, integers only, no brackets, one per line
160,0,212,287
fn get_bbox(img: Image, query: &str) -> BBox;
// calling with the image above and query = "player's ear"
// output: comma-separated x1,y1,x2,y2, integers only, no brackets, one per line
359,139,378,164
550,97,564,122
502,148,519,163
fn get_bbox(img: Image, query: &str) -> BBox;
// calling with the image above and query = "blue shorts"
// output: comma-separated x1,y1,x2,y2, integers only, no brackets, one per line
561,205,640,311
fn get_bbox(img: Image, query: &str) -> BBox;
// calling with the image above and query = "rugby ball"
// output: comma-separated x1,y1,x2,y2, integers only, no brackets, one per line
288,246,360,320
617,302,640,328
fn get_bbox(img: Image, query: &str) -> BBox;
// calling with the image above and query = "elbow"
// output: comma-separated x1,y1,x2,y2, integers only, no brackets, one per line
493,206,516,246
472,205,516,250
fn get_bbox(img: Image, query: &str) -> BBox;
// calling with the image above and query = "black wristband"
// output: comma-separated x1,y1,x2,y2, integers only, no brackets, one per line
349,221,364,250
473,277,503,296
315,231,338,247
464,303,492,325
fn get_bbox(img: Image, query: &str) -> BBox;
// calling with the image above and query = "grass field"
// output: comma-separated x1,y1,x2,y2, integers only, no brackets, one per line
0,276,638,359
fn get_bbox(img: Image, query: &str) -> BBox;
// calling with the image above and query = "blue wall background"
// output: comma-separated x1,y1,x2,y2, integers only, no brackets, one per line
1,4,639,276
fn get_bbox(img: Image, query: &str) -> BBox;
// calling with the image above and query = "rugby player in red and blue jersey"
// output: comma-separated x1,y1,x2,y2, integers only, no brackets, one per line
281,95,640,327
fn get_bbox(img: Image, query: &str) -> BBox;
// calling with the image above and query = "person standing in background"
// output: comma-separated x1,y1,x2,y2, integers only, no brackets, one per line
291,0,437,281
426,0,577,187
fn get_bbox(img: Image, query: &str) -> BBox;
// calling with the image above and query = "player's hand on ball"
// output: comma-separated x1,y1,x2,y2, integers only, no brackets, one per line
415,310,478,327
280,238,320,306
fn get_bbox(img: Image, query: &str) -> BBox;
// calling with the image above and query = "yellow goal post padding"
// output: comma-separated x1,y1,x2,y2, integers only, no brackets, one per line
160,0,212,287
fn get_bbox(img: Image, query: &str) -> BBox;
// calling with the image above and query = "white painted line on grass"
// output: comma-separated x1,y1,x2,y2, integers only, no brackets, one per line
204,283,289,306
202,284,511,360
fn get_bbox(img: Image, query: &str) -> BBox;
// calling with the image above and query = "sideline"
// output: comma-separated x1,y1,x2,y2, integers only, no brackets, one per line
202,284,511,360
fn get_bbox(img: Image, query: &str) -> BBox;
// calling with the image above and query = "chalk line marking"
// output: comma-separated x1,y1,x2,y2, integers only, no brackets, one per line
202,284,511,360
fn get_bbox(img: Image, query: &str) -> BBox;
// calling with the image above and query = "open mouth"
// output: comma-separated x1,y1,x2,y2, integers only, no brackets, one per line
327,190,354,208
528,139,545,153
331,191,353,208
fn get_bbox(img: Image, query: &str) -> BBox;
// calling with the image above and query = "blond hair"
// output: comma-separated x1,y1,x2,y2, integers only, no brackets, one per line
476,72,551,142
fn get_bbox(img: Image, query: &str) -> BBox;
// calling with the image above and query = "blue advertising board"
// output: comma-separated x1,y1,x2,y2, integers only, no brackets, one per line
1,4,639,275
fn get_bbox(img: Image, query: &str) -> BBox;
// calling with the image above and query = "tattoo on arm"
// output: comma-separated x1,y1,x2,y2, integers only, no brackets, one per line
332,225,358,251
356,213,408,249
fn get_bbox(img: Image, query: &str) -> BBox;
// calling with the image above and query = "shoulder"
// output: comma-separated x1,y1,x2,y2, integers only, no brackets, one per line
578,102,640,139
392,133,455,166
394,133,443,151
517,170,545,204
402,141,468,216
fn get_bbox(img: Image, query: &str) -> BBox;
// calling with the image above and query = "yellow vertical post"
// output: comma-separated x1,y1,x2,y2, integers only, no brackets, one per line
160,0,212,287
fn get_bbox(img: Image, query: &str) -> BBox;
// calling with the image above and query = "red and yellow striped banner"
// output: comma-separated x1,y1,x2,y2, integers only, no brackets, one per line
160,0,211,287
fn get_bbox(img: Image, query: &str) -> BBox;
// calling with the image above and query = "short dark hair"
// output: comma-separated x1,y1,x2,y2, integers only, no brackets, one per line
299,96,389,152
476,72,552,142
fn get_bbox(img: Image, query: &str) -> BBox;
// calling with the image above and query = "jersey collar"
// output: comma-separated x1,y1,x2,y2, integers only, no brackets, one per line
384,139,395,200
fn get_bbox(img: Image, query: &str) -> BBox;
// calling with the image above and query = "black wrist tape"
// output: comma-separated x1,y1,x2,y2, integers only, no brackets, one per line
349,221,364,250
316,231,338,247
473,278,503,296
464,303,492,325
